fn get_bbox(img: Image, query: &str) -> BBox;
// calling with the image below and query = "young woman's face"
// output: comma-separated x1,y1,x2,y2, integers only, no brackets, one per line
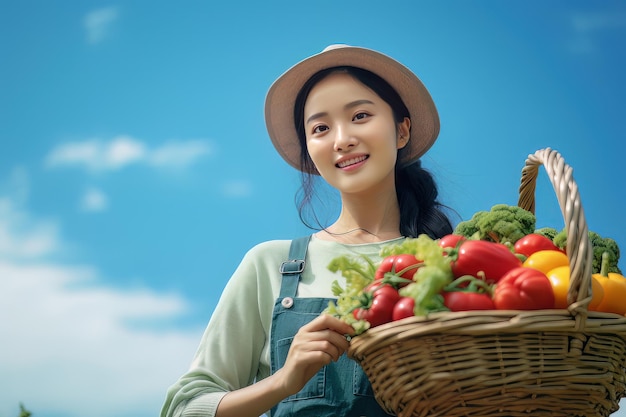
303,72,410,195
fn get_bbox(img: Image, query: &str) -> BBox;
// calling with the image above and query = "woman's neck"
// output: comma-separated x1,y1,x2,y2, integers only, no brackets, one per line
317,190,402,244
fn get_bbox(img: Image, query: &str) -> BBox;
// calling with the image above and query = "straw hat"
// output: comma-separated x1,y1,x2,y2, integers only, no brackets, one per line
264,44,439,173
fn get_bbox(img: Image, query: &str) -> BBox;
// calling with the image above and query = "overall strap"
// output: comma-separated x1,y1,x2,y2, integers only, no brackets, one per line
278,235,311,298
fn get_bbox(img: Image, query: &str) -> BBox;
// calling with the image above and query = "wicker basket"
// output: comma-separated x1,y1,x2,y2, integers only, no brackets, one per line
348,148,626,417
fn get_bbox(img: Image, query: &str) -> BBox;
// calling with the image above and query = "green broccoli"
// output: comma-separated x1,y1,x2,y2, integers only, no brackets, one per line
534,227,559,241
453,218,480,241
454,204,536,246
588,231,621,274
553,229,568,250
547,230,621,274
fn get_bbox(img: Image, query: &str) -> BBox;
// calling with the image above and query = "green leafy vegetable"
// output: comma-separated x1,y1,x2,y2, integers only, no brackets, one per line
534,228,621,274
326,254,378,334
454,204,536,246
534,227,559,241
325,234,453,333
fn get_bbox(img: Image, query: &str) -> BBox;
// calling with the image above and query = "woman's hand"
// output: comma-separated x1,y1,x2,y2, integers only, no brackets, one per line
275,314,355,396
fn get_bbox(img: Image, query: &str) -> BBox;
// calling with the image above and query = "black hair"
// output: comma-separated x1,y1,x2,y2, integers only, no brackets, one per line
293,66,453,239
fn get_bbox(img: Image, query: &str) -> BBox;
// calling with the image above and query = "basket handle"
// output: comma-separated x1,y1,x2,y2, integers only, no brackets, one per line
517,148,594,315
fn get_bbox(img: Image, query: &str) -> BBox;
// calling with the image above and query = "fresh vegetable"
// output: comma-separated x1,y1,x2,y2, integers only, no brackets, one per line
442,275,495,311
533,227,560,241
552,229,568,250
438,234,466,253
325,254,378,333
592,252,626,315
392,297,416,321
531,227,567,252
353,283,401,328
492,267,555,310
374,254,422,287
382,235,454,317
546,265,604,310
443,291,495,311
588,232,622,274
453,204,536,246
450,239,522,283
514,233,562,257
547,229,621,274
327,254,376,294
326,234,453,333
522,249,569,275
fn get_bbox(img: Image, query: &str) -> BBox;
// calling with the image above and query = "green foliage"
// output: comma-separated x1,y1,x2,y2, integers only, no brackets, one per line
384,235,454,316
553,229,568,250
454,204,536,245
534,227,559,241
325,235,454,333
326,253,377,334
535,229,621,275
19,403,32,417
588,231,621,274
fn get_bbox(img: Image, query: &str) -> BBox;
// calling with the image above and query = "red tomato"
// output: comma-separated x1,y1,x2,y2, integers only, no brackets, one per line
514,234,562,257
443,291,495,311
451,240,522,283
392,297,416,321
492,267,555,310
375,254,422,287
438,234,466,254
353,284,400,327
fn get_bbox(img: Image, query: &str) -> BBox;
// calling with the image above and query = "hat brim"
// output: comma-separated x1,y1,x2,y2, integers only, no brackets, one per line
264,45,440,174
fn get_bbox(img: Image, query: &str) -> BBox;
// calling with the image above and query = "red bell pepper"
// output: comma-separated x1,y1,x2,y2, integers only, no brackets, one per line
450,240,522,283
492,266,555,310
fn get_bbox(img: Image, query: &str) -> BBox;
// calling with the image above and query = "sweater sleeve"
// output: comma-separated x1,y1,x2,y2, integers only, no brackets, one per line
160,241,289,417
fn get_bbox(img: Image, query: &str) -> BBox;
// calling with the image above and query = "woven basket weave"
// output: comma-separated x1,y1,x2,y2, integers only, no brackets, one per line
348,148,626,417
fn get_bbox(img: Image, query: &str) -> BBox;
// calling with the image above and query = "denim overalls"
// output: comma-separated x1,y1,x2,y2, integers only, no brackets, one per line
269,236,392,417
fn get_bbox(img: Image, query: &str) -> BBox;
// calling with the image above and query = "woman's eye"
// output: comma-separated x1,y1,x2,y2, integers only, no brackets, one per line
312,125,328,134
353,112,370,121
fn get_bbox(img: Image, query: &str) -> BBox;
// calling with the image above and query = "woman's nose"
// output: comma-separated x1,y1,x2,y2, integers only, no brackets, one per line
333,126,357,151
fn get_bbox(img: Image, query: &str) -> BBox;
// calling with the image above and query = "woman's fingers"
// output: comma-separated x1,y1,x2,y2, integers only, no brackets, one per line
296,315,354,360
297,331,348,362
278,314,355,393
304,313,356,336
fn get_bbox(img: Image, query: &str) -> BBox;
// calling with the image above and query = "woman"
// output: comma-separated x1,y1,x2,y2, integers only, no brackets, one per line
160,44,453,417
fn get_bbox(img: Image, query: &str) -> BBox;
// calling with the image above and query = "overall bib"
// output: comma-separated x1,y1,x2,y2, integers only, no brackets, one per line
269,236,392,417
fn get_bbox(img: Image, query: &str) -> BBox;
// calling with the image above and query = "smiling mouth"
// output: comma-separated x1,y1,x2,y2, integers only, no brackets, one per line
336,155,368,168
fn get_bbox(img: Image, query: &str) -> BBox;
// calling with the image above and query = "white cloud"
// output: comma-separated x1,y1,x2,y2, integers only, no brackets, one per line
106,136,147,167
0,207,60,258
45,136,146,171
0,185,202,417
80,187,109,212
1,166,29,205
0,171,61,260
148,140,212,168
84,6,119,44
45,136,212,172
0,261,200,417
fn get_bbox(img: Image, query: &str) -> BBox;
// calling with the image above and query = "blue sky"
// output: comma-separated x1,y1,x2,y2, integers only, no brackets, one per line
1,1,625,417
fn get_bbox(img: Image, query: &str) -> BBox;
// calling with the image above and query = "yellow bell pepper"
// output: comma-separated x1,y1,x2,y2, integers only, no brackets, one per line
523,249,569,275
546,265,604,310
592,252,626,315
